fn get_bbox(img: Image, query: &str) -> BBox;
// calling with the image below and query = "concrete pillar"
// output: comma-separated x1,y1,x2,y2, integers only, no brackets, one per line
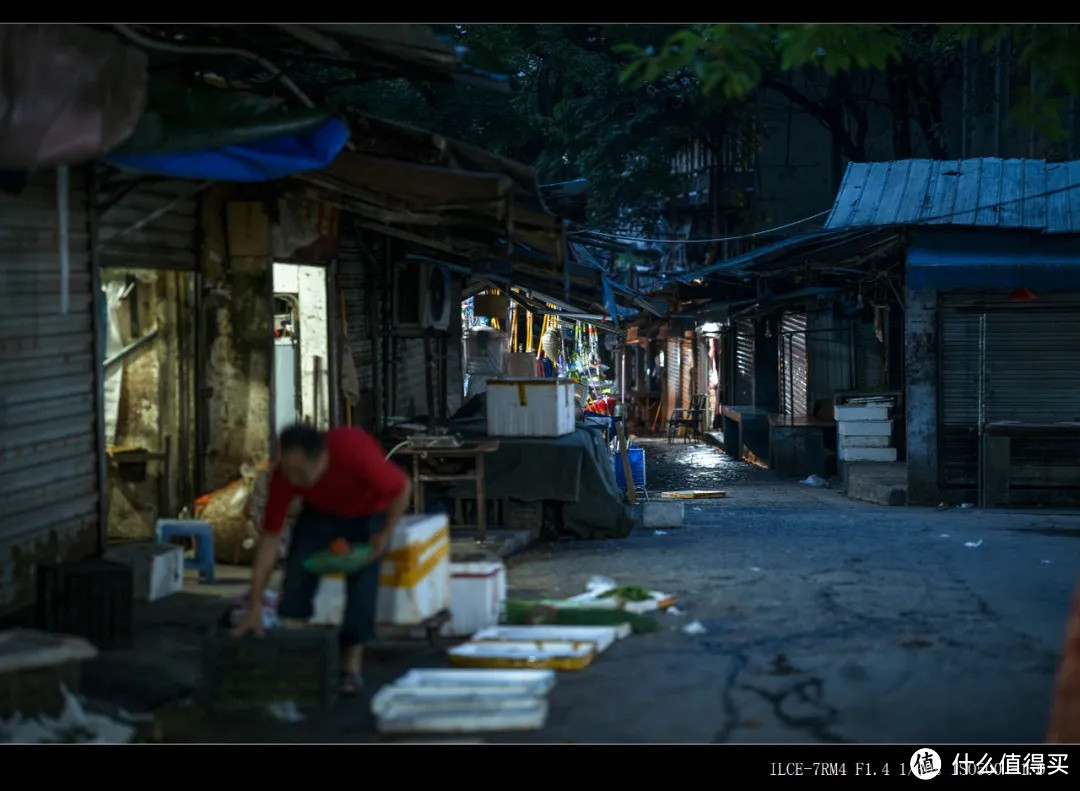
753,317,779,412
906,287,939,505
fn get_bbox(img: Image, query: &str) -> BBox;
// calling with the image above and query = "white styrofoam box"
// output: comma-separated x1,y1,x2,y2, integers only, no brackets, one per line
486,378,575,437
840,435,892,448
443,561,507,637
839,446,899,462
838,420,892,436
104,542,183,602
390,668,556,695
371,684,544,717
376,513,451,627
834,405,889,422
311,576,346,626
376,699,548,734
472,625,626,653
642,500,684,528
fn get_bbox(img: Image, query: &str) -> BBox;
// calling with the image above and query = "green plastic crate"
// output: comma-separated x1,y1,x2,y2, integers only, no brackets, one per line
201,627,340,712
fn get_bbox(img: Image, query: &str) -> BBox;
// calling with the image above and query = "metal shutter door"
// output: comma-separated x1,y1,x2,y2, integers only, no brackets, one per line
938,303,981,494
665,337,681,420
0,168,102,612
735,319,754,405
780,312,809,418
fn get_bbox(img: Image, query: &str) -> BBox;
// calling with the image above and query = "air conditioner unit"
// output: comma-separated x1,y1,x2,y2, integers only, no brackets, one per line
394,259,452,333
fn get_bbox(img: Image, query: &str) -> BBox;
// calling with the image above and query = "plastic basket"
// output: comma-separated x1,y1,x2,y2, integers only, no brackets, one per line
612,445,646,491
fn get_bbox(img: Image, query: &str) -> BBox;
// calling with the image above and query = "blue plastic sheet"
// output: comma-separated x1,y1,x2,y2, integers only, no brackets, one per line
104,117,349,182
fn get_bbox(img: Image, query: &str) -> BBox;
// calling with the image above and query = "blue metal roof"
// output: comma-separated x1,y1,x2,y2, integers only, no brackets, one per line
827,158,1080,234
907,228,1080,291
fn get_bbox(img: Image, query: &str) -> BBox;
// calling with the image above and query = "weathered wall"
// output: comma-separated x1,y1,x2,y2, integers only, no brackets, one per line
101,269,196,538
201,190,272,491
905,287,940,505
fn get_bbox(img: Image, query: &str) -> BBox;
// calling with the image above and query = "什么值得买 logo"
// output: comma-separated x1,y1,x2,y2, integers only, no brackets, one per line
910,748,942,780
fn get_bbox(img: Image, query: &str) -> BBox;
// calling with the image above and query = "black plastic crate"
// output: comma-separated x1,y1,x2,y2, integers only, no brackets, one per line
202,627,340,712
36,560,134,650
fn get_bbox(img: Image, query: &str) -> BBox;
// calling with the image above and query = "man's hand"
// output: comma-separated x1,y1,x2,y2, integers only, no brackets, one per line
232,604,265,638
368,528,391,563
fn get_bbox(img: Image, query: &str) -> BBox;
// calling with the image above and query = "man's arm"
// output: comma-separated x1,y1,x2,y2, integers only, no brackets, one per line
343,429,413,558
245,470,295,621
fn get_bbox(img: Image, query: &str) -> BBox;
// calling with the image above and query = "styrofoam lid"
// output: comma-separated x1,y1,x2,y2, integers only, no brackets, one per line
451,561,505,576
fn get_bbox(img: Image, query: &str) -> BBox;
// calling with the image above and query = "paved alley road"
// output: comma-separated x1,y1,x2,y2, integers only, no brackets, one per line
497,438,1080,743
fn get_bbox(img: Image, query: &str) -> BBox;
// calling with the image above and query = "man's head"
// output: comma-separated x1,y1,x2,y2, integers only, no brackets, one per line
538,349,546,359
278,425,329,488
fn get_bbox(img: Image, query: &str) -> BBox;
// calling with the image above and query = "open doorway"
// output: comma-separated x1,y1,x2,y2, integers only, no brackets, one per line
101,268,197,539
272,263,330,435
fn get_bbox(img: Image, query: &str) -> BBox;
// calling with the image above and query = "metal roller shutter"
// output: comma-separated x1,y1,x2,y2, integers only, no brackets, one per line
96,179,200,271
338,226,380,430
680,338,693,409
665,337,681,420
734,319,754,405
938,303,981,493
0,168,102,613
779,312,809,418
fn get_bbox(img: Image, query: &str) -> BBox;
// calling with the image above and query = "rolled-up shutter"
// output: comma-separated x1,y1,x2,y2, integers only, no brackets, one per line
938,302,981,495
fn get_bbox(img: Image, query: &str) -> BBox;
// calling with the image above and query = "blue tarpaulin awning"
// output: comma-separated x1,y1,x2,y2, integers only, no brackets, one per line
907,229,1080,292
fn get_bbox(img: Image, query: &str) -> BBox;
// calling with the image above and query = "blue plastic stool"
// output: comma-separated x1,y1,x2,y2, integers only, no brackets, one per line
155,519,216,583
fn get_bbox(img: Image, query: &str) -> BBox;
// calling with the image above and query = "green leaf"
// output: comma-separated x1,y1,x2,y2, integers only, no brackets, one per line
619,60,645,84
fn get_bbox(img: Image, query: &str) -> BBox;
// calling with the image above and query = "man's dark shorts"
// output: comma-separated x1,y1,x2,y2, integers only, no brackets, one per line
277,504,383,648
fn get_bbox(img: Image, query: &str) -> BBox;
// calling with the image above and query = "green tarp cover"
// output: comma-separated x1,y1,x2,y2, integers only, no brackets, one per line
110,80,336,156
446,416,634,540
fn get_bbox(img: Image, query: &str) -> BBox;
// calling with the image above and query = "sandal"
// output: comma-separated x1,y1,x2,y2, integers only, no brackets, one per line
340,672,363,697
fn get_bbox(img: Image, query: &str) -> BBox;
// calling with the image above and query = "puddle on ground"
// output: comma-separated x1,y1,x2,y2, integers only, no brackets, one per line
642,441,773,490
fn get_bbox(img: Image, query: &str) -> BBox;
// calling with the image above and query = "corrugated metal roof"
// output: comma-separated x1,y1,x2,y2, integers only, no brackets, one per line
826,158,1080,234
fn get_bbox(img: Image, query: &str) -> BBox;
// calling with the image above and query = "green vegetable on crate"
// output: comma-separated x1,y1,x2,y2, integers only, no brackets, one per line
503,599,659,634
598,586,651,602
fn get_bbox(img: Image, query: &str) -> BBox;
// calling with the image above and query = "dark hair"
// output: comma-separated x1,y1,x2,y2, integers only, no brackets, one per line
279,424,325,459
538,349,546,358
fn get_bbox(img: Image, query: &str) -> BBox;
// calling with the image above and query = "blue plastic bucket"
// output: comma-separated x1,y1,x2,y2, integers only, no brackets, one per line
613,445,646,490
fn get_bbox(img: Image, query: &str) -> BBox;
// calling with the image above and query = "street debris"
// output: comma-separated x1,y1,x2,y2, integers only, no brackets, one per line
654,530,669,536
692,506,703,511
940,533,951,538
964,540,983,548
667,606,684,616
960,503,975,509
0,686,135,744
265,701,305,723
750,566,763,573
1042,560,1053,565
801,475,828,488
682,621,707,636
660,490,727,499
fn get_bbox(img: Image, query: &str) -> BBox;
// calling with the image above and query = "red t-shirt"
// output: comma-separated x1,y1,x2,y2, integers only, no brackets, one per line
262,427,409,535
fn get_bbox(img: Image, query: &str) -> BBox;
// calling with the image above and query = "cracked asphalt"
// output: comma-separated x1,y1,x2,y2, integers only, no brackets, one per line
495,438,1080,743
111,437,1080,743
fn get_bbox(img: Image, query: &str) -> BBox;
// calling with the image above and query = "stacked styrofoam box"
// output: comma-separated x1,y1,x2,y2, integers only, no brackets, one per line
835,403,897,462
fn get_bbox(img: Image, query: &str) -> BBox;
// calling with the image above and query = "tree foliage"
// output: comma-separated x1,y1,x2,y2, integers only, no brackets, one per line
319,25,755,232
621,24,1080,154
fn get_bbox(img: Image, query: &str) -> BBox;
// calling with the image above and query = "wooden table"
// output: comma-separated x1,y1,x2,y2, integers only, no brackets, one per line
393,440,500,543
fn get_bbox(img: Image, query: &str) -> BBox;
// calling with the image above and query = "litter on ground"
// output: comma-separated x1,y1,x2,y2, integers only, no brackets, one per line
682,621,707,636
667,606,684,616
660,490,726,499
801,475,828,488
654,530,668,536
965,540,983,548
940,533,951,538
265,701,305,723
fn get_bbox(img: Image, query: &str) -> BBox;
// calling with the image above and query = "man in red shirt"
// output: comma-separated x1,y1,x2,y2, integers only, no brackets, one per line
234,424,412,696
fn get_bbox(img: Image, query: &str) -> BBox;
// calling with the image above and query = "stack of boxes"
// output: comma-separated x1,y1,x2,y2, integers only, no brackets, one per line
835,399,897,463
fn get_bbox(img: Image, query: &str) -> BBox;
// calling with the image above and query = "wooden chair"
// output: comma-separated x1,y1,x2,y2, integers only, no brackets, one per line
667,394,708,444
